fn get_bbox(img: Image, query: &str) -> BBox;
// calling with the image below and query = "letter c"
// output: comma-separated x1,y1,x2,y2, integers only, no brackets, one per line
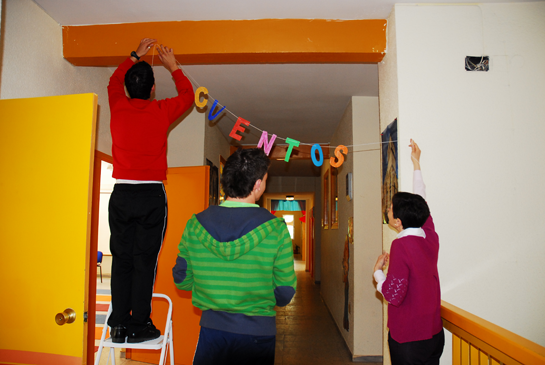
195,86,208,108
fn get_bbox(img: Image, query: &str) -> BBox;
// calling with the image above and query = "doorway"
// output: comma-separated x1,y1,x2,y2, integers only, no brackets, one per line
262,192,315,273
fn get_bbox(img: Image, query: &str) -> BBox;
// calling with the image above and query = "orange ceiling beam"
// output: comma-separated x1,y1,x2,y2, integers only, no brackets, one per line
62,19,386,66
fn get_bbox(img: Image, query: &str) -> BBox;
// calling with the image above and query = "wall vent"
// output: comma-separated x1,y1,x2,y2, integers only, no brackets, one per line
465,56,489,71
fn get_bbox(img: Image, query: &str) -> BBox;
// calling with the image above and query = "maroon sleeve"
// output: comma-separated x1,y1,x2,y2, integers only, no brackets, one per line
422,215,438,244
382,241,409,307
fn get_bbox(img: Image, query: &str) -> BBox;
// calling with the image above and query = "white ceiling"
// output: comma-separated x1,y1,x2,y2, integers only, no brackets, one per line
33,0,538,176
33,0,536,25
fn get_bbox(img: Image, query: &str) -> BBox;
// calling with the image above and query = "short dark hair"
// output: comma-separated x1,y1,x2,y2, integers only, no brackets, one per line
392,192,430,228
221,148,270,199
124,61,155,99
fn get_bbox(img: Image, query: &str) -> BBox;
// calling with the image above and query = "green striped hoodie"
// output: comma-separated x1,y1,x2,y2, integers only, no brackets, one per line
173,211,296,335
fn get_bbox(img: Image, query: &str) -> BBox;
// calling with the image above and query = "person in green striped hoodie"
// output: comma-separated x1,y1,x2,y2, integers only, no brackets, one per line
173,148,297,365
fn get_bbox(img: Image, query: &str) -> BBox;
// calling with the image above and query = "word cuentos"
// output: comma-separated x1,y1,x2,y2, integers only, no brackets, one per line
195,87,347,168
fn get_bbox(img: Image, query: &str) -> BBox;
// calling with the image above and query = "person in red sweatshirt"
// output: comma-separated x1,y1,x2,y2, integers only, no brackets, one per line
374,140,444,365
107,38,194,343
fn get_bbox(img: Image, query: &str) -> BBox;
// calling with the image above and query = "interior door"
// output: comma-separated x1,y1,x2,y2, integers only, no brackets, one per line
0,94,97,365
129,166,209,365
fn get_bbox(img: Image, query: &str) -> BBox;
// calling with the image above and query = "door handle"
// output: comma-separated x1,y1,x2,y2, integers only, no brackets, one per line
55,308,76,325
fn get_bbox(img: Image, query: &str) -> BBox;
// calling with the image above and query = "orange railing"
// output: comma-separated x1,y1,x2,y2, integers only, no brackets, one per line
441,301,545,365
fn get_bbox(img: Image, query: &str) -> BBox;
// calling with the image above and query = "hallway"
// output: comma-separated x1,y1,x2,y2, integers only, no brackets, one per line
274,261,381,365
96,260,382,364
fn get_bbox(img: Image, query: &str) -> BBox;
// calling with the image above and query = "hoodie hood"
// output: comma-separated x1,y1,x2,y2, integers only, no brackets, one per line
187,215,286,261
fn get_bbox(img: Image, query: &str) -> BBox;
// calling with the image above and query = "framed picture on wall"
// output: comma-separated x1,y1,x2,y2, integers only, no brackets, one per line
381,119,398,224
322,168,330,229
330,167,339,229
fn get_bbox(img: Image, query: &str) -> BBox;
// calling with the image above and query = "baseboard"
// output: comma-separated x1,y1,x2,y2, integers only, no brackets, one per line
352,355,383,363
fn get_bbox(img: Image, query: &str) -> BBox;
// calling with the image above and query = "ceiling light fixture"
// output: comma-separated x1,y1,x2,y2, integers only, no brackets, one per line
286,195,294,201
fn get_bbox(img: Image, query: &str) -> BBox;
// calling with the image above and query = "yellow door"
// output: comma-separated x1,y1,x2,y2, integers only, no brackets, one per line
0,94,97,365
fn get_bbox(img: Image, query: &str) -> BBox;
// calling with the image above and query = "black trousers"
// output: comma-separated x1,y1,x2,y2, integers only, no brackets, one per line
107,183,167,333
193,327,275,365
388,329,445,365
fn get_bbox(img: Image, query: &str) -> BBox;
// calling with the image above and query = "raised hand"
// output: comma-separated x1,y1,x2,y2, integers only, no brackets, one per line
409,139,421,170
135,38,157,59
374,251,390,272
156,44,178,73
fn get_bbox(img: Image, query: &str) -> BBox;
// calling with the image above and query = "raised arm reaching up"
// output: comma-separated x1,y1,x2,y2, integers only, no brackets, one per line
411,139,426,199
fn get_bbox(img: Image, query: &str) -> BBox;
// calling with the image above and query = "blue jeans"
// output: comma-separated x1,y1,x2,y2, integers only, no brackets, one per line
193,327,275,365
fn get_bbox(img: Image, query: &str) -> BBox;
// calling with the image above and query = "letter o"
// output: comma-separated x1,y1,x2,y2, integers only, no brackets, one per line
311,144,324,166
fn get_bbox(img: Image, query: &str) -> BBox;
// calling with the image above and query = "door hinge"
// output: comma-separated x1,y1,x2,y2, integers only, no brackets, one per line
84,312,88,322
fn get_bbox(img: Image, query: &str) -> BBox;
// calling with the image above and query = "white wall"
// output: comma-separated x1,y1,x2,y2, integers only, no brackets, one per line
320,97,382,359
382,2,545,354
167,106,206,167
351,96,382,358
321,101,354,352
0,0,112,153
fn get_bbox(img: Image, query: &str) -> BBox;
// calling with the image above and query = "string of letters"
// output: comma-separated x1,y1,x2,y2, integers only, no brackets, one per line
151,51,392,169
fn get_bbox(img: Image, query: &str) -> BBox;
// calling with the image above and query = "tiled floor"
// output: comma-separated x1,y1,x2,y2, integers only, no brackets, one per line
95,261,382,364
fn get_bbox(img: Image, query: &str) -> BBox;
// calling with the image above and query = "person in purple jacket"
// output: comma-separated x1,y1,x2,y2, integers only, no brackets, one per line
374,140,444,365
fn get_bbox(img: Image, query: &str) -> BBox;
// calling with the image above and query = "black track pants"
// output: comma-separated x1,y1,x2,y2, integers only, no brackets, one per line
107,183,167,333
